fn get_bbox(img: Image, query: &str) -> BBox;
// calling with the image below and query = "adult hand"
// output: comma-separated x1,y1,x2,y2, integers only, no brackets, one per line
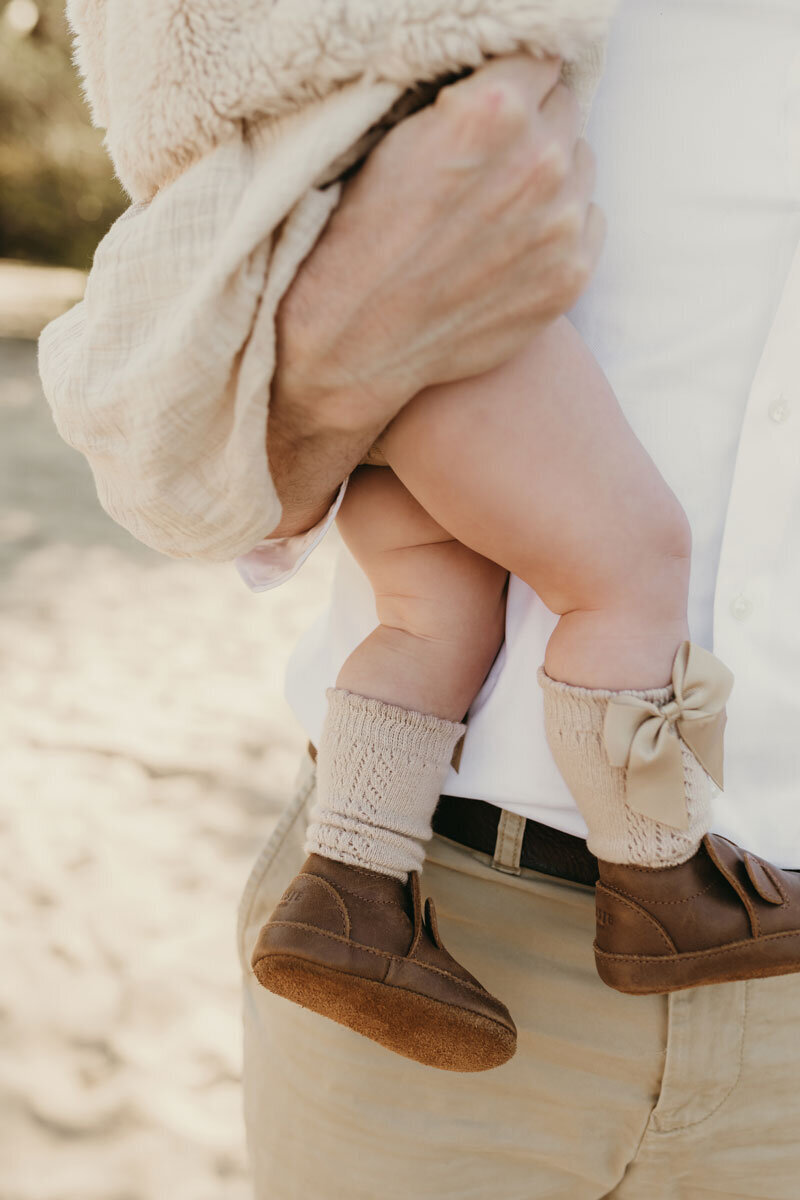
268,55,604,536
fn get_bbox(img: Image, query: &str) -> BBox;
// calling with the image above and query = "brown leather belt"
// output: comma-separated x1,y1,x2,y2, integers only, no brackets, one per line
306,744,598,887
433,794,599,887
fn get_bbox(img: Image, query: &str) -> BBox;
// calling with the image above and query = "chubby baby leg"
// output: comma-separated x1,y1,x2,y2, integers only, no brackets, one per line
336,466,507,722
377,317,731,872
303,465,507,883
377,316,691,691
254,467,516,1071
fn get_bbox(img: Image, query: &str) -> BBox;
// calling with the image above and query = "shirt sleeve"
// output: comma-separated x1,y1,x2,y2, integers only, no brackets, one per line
236,478,347,592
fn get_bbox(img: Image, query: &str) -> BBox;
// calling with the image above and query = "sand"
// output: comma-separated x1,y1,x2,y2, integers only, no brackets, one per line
0,264,337,1199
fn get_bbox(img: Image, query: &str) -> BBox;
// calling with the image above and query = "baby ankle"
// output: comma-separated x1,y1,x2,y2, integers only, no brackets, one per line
538,667,711,868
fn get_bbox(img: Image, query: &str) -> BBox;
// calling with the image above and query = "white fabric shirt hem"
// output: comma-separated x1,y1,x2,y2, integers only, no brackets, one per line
236,480,348,593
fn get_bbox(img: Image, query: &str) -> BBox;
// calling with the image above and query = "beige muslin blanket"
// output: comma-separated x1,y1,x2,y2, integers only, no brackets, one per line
38,1,615,561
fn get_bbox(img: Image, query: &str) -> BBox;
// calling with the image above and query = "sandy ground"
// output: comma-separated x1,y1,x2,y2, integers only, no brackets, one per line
0,265,337,1199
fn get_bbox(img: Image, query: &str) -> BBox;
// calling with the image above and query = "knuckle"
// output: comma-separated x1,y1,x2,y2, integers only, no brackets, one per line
546,200,584,244
484,82,529,129
529,139,569,195
439,78,527,143
569,252,593,292
548,255,590,306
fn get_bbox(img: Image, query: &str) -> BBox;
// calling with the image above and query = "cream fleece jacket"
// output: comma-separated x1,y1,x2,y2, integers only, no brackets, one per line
38,1,615,561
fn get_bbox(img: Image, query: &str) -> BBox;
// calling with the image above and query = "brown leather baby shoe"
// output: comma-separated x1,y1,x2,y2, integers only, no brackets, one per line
595,833,800,993
251,855,516,1071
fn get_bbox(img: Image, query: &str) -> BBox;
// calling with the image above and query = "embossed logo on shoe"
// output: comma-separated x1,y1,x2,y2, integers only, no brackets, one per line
276,885,305,910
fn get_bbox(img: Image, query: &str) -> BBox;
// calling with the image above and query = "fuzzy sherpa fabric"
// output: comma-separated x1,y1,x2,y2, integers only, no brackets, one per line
68,0,616,200
39,1,616,563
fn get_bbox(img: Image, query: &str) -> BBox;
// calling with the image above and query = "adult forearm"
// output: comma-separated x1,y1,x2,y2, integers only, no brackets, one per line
265,230,417,537
266,381,389,538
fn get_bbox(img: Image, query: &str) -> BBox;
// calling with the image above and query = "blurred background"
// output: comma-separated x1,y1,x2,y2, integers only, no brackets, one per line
1,4,335,1196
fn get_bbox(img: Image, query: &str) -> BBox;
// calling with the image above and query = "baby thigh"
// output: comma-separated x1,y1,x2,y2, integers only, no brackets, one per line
377,317,693,689
336,467,507,721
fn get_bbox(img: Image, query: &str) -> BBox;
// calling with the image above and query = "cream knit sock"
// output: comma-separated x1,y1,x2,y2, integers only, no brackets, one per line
305,689,466,880
538,670,711,867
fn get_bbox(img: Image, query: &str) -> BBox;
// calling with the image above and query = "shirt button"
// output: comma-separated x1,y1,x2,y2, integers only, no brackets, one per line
731,594,753,621
769,396,791,424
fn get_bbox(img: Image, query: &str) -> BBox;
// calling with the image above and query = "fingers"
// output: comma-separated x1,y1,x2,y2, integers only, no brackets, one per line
433,55,564,155
539,80,582,156
560,139,603,269
565,136,597,214
466,53,564,108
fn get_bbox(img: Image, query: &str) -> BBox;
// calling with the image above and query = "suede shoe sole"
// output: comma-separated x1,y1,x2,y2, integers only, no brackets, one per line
596,932,800,995
251,854,517,1071
253,950,516,1072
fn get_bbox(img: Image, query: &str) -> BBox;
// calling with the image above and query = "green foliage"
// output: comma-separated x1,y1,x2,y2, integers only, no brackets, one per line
0,0,126,269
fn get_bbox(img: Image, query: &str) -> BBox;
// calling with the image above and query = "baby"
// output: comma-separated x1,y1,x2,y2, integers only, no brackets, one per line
41,0,800,1078
249,66,746,1066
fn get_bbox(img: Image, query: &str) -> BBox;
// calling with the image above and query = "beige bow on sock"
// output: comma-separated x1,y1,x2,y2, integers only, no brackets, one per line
603,642,734,830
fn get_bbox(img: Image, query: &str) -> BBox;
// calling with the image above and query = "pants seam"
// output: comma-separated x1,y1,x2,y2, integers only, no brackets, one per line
650,980,749,1137
236,760,316,968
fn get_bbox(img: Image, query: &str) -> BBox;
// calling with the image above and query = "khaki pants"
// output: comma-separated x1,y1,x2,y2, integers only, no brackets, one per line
238,754,800,1199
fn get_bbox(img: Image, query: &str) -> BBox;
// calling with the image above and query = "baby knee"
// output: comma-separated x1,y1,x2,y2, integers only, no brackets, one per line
643,492,692,574
612,491,692,616
561,489,691,621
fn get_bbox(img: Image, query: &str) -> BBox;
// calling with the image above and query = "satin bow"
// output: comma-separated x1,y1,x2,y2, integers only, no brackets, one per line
603,642,734,830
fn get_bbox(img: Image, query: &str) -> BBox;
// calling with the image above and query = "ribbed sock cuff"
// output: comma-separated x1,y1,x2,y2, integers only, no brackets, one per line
305,689,466,880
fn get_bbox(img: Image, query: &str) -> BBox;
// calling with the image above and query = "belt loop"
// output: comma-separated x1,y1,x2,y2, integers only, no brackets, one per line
492,809,525,876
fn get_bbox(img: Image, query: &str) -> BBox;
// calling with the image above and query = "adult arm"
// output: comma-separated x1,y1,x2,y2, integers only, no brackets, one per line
266,56,605,538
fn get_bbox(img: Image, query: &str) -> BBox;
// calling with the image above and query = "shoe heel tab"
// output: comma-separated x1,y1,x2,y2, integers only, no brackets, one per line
408,872,424,953
424,896,443,949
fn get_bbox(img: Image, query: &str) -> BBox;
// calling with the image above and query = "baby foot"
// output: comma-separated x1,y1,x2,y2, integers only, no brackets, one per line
595,834,800,993
251,854,516,1071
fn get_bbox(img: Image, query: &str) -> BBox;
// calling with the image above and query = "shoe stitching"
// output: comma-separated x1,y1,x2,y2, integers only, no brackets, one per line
259,949,515,1038
748,856,789,907
605,859,699,875
297,874,350,937
319,880,410,911
321,860,408,882
703,837,761,938
262,920,494,1000
594,926,800,962
607,880,717,906
595,957,787,990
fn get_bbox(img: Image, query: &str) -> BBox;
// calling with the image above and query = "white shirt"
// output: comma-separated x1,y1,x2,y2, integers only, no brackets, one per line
244,0,800,867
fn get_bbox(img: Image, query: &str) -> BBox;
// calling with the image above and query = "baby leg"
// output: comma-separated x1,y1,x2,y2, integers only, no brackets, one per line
305,466,507,879
377,317,728,868
336,466,507,722
377,316,692,693
267,468,517,1070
